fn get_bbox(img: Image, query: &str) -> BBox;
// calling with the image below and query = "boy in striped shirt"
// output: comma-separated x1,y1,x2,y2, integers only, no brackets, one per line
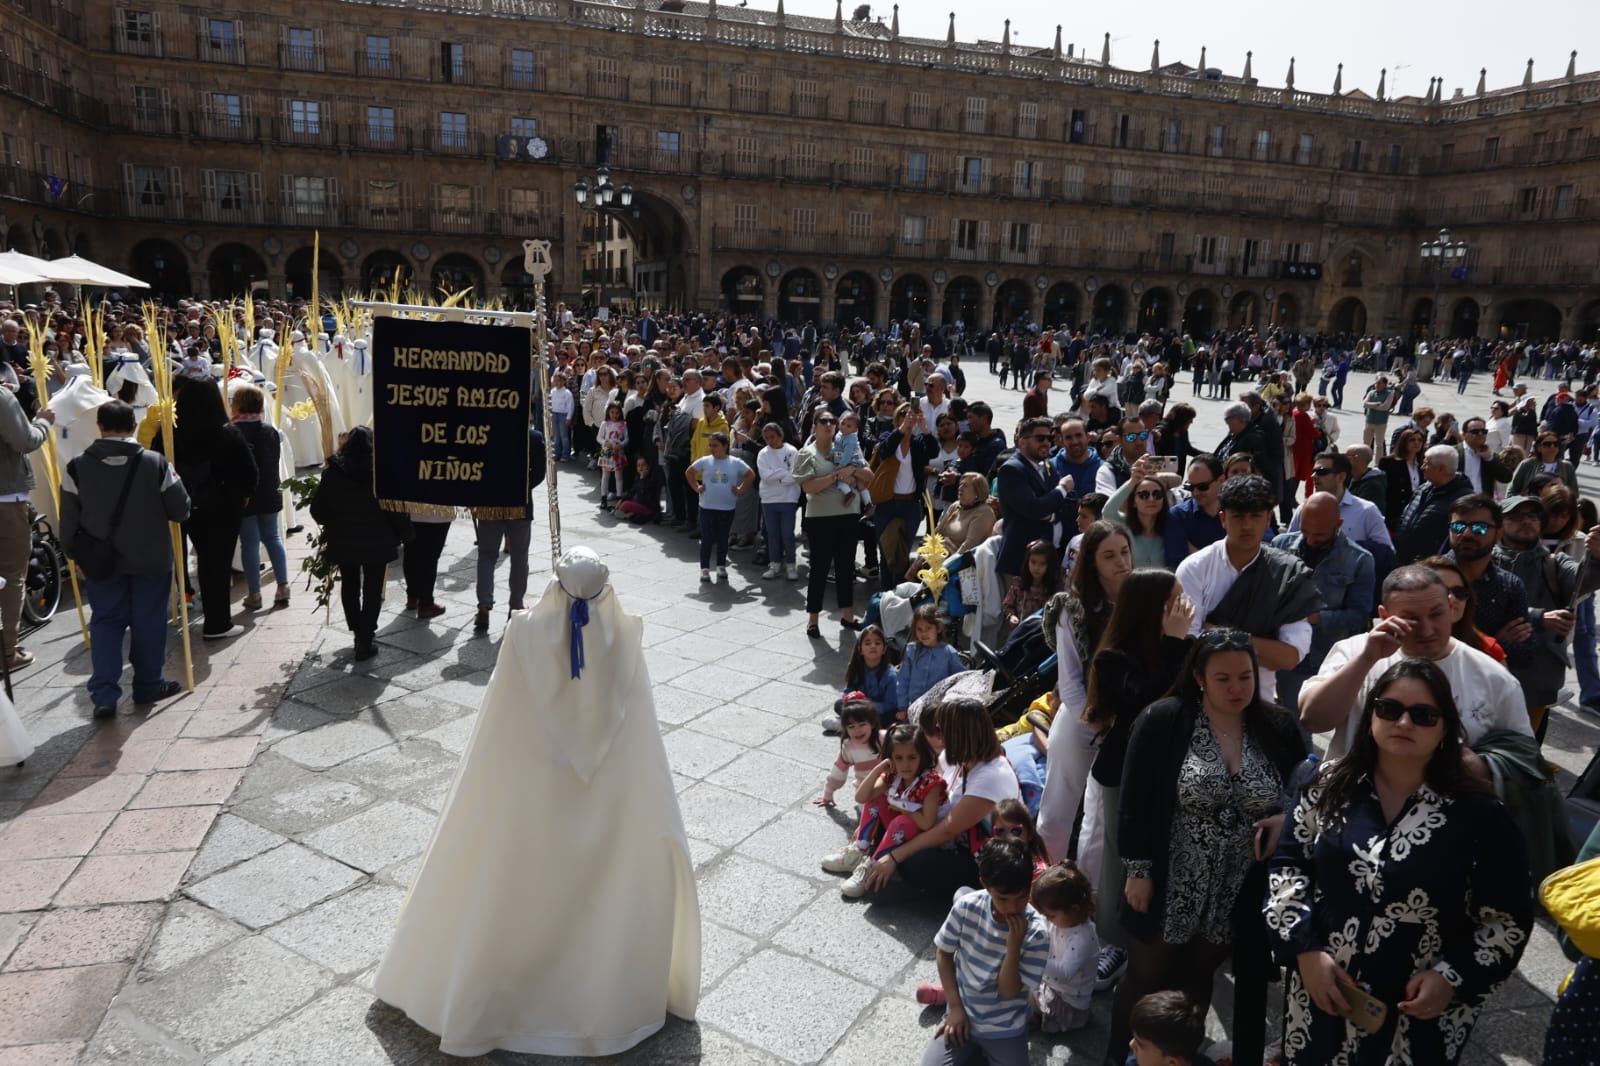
922,837,1050,1066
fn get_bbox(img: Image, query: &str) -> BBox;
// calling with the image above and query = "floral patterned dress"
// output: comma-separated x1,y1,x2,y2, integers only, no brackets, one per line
1265,778,1533,1065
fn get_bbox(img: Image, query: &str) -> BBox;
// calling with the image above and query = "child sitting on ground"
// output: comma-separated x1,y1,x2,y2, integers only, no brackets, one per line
897,605,965,717
829,723,946,898
920,837,1050,1066
831,410,870,503
1030,860,1098,1034
824,625,899,734
813,698,883,809
1128,991,1210,1066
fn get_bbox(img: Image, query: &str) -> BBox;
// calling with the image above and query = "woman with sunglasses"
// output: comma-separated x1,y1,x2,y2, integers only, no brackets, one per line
1509,432,1580,496
1108,629,1306,1065
1266,658,1533,1064
1099,458,1185,570
1418,555,1507,663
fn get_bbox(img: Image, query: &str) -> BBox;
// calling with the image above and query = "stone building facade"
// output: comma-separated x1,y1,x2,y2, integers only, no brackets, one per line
2,0,1599,339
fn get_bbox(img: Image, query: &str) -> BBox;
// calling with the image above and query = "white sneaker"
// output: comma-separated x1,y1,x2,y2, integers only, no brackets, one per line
717,566,729,581
700,569,711,583
821,844,867,874
785,564,800,581
840,860,874,897
761,564,782,580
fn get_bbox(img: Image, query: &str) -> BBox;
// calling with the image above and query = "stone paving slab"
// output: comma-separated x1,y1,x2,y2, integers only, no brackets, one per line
0,363,1589,1063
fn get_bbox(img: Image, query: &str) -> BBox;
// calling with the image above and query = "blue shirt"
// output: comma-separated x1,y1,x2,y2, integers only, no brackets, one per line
689,455,749,511
933,890,1050,1038
1168,497,1224,552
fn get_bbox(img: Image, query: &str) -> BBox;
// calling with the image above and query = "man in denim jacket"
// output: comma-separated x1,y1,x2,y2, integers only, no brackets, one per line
1271,492,1375,709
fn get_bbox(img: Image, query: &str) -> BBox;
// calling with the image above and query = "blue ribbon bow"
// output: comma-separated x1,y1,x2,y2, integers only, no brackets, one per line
569,597,590,679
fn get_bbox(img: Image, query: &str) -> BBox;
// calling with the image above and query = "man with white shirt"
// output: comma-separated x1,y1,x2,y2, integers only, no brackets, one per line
1175,475,1318,703
1299,565,1528,774
1453,416,1514,496
1291,450,1392,550
676,368,706,417
919,373,951,427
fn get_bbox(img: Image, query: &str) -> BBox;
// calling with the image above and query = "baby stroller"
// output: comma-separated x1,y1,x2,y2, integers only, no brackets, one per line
859,552,980,655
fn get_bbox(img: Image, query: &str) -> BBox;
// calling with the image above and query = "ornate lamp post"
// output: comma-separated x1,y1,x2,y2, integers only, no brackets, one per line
1418,227,1467,378
572,168,633,309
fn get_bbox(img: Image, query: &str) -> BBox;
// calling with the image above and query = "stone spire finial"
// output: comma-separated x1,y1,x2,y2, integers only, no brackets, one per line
1285,56,1295,90
775,0,784,21
1151,39,1160,71
1568,50,1578,79
891,4,898,38
1377,67,1386,101
1242,49,1252,82
1476,67,1486,95
1199,45,1206,71
947,11,956,45
1523,58,1534,87
1001,19,1010,53
1053,24,1062,60
1333,62,1342,94
1101,32,1110,66
835,0,843,29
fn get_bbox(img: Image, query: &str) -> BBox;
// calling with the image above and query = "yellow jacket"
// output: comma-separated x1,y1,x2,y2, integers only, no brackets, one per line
689,412,730,464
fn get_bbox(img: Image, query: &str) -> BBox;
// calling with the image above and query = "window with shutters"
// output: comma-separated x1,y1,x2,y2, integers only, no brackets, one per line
792,141,817,177
441,43,465,83
124,163,179,215
1195,235,1219,266
132,165,162,203
1253,129,1271,161
1005,222,1032,254
1246,180,1269,205
964,96,987,134
1518,186,1539,214
1508,246,1529,271
439,112,468,149
289,100,320,135
734,136,759,172
905,151,928,186
1347,139,1363,170
1162,119,1181,152
594,56,620,95
118,9,159,54
365,35,392,73
1067,109,1087,144
436,182,472,219
284,27,320,70
954,218,981,257
1296,133,1314,165
902,215,925,248
1157,172,1180,202
792,207,816,237
1057,223,1081,249
847,211,871,239
510,48,538,88
289,176,332,216
367,106,396,144
1062,165,1083,200
132,85,167,129
204,169,258,220
1375,192,1396,224
1556,185,1575,212
732,203,757,231
1336,188,1357,220
1241,238,1261,274
655,63,683,103
505,188,543,226
1209,124,1226,157
366,180,402,222
1013,160,1038,196
959,156,985,192
1481,136,1499,164
510,117,537,140
850,85,879,122
1103,224,1130,254
1469,190,1490,219
1115,113,1132,148
34,144,55,177
205,18,240,62
907,91,931,127
794,78,820,117
1540,245,1561,272
1111,169,1132,204
207,93,243,129
1203,174,1224,202
849,146,874,182
1017,102,1038,138
733,70,763,110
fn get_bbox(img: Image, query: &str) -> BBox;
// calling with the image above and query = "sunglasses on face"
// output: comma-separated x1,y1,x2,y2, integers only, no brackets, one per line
1027,433,1052,442
1372,697,1442,728
1540,440,1559,447
1124,431,1150,442
1183,479,1214,493
814,418,836,425
1135,489,1165,501
1449,520,1493,536
1442,584,1469,601
1311,467,1335,478
1200,628,1251,650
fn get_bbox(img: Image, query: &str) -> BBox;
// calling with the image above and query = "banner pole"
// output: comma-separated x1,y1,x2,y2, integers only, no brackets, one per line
520,240,559,568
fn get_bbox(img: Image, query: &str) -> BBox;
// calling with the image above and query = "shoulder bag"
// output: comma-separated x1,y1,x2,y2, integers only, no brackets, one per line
67,454,142,581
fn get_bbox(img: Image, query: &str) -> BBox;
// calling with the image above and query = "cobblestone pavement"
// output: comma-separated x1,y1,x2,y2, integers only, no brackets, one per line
0,356,1591,1065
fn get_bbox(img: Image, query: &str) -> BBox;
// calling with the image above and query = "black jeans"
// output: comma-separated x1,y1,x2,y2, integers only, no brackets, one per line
402,521,451,606
666,457,696,525
897,846,980,899
339,562,386,639
698,507,735,569
185,511,242,636
803,511,858,614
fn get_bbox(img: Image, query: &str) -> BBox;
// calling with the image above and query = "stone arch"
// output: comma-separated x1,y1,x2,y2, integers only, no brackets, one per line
721,265,763,312
1138,287,1174,333
131,238,190,300
1091,284,1128,335
1182,288,1218,336
2,224,28,254
430,252,483,299
889,273,931,325
1329,297,1367,336
1272,293,1301,330
835,271,877,327
778,268,823,324
1450,298,1481,339
1575,298,1600,343
1043,282,1080,329
72,232,92,258
361,250,412,293
1227,290,1261,330
500,258,543,310
39,227,65,260
1492,298,1561,341
992,279,1032,331
1410,297,1435,338
285,246,345,302
206,242,268,298
942,276,981,328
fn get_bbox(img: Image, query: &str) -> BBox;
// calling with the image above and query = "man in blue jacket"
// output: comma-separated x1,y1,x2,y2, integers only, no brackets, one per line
995,416,1075,584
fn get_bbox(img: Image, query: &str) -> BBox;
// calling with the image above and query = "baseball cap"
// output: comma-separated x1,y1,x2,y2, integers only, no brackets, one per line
1500,495,1545,517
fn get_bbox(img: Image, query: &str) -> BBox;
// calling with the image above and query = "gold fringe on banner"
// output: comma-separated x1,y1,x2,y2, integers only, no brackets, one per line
376,499,530,523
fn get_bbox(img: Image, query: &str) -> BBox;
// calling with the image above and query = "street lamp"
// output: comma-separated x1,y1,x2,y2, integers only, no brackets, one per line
573,167,634,309
1418,227,1468,377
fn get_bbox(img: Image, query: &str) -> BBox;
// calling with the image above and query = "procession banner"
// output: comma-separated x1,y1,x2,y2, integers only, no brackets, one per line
371,316,531,519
